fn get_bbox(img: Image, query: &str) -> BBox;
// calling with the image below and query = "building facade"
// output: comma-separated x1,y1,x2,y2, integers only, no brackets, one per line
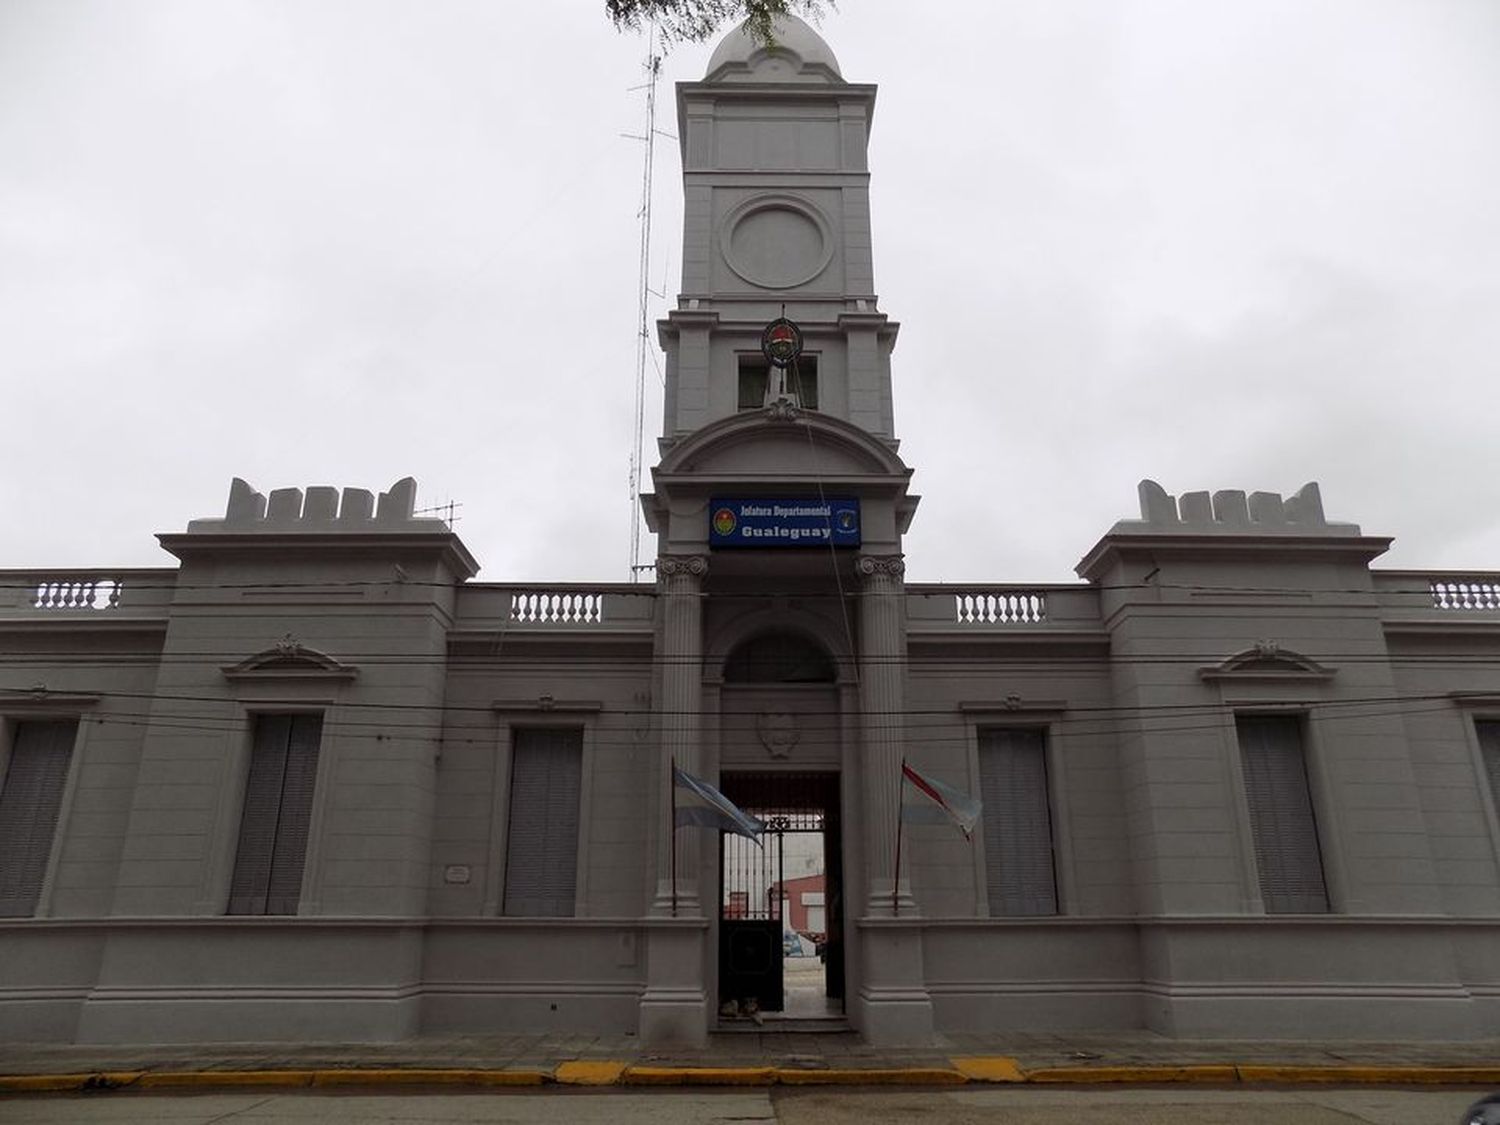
3,18,1500,1047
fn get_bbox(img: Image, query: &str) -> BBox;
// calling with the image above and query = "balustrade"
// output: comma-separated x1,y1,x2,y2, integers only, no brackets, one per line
1431,579,1500,611
508,590,605,625
953,589,1047,625
32,578,122,610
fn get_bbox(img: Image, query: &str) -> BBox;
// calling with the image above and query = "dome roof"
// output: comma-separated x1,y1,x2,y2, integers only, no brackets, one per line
704,13,842,82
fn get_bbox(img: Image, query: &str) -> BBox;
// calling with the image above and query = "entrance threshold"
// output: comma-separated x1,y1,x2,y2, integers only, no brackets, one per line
717,1013,852,1034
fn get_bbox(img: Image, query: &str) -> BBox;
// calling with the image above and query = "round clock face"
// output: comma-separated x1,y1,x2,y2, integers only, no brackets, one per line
760,317,803,369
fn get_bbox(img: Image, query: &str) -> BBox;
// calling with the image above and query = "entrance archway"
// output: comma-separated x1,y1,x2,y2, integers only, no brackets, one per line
718,770,843,1023
715,630,845,1026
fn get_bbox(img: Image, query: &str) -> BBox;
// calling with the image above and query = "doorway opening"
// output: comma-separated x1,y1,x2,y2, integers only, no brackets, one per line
718,770,843,1026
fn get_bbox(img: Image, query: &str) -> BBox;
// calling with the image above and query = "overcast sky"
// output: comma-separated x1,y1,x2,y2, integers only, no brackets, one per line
3,1,1497,584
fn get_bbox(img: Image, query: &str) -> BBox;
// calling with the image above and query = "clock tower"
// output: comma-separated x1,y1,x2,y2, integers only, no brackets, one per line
640,16,930,1048
657,15,899,443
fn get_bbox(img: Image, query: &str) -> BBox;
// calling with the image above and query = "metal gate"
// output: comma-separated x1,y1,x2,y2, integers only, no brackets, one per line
718,772,842,1015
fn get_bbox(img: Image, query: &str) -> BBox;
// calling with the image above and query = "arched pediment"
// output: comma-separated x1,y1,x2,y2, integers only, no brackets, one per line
1198,641,1334,682
657,409,910,481
222,636,358,682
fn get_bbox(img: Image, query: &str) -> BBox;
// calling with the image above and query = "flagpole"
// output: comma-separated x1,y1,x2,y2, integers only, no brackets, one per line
893,758,905,917
670,756,678,918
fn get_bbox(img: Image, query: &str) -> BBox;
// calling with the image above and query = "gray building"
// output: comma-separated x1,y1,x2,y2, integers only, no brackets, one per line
3,17,1499,1047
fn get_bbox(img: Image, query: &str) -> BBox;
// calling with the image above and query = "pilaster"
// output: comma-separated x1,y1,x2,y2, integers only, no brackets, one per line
653,554,709,914
856,554,910,915
852,553,934,1045
640,554,711,1047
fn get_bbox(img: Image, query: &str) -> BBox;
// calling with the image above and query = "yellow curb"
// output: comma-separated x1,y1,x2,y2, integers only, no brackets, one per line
0,1072,144,1093
774,1067,968,1086
137,1070,316,1089
1238,1064,1500,1086
309,1068,548,1087
555,1060,627,1086
1026,1065,1238,1085
623,1066,775,1086
952,1056,1025,1083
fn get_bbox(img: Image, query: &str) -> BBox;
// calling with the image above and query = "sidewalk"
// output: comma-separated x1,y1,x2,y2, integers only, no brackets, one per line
4,1029,1500,1092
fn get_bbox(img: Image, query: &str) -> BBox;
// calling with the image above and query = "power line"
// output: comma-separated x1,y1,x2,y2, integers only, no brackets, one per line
6,575,1493,597
11,682,1488,733
4,647,1500,668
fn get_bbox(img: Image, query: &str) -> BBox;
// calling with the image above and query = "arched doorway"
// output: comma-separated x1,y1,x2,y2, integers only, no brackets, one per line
716,631,845,1026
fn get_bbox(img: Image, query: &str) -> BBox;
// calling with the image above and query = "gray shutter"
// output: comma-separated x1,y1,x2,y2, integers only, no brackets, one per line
504,728,581,917
1237,715,1329,913
265,714,322,915
1479,722,1500,814
228,714,322,916
0,720,77,917
978,728,1058,916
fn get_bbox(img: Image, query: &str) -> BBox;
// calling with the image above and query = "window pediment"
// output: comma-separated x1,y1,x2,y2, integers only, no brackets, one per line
222,636,357,682
1199,641,1334,682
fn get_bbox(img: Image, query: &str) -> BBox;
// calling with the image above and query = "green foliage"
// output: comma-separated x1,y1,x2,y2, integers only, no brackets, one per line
606,0,829,48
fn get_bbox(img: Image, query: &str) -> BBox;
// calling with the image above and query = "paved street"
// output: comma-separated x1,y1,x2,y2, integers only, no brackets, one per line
1,1087,1493,1124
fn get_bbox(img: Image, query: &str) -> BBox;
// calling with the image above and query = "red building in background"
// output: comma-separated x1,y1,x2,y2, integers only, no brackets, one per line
769,874,826,939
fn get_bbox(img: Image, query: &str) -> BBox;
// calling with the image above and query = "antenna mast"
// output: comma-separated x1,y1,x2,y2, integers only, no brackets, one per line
628,28,663,581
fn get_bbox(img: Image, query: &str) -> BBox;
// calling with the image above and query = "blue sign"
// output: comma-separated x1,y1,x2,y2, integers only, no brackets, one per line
709,498,861,549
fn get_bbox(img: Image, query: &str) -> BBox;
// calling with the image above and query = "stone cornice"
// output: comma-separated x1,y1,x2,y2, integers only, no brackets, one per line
957,698,1068,715
1076,532,1392,582
0,688,101,710
490,698,604,715
158,532,480,579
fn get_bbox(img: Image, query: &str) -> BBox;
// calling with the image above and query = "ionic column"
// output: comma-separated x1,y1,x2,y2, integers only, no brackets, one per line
857,553,911,916
653,554,708,914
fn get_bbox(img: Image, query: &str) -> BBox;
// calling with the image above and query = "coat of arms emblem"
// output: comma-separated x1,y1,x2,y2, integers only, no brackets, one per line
756,712,800,759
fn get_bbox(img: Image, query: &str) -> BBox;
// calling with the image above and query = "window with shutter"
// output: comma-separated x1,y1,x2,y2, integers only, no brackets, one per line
977,728,1058,916
1478,721,1500,816
227,713,323,916
0,720,77,917
1236,714,1330,913
503,727,582,917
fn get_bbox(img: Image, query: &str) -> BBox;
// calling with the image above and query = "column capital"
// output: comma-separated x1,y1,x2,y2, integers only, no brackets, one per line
658,554,709,579
856,554,905,580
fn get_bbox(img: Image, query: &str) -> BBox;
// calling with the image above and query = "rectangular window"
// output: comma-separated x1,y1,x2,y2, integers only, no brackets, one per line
738,355,818,411
503,727,582,917
1236,714,1329,913
227,713,323,916
0,720,77,917
1478,721,1500,812
737,356,768,410
977,728,1058,916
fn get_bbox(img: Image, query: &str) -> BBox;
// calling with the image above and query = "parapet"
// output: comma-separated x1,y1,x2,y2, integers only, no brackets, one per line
1109,479,1362,537
184,477,450,533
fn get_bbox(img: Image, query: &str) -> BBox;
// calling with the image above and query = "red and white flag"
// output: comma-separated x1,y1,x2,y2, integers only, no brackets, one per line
900,761,982,840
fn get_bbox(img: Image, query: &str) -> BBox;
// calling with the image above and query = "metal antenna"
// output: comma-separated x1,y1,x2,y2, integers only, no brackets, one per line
627,25,663,581
415,500,462,529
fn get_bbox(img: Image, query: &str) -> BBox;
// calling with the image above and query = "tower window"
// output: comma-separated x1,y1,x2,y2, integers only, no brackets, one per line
737,355,818,411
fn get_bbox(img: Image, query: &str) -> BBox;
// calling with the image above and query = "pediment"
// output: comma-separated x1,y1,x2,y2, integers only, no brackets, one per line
222,636,357,682
657,410,909,481
1199,642,1334,682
